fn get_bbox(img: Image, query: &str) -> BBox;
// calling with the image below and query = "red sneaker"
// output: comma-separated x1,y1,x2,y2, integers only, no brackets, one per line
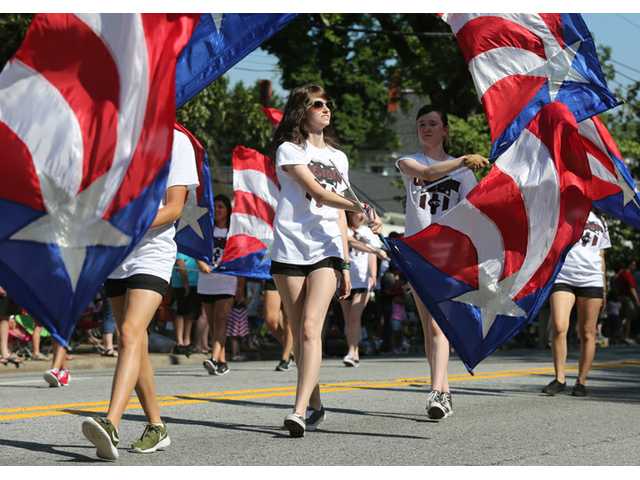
43,368,61,387
58,368,71,386
43,368,71,387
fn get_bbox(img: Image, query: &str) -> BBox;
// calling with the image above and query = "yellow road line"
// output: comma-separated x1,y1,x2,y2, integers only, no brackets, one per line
1,358,638,422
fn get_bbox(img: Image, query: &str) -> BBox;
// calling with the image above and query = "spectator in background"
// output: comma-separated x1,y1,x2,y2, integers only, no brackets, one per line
199,194,241,377
0,286,23,367
378,231,401,353
170,253,200,356
614,259,640,345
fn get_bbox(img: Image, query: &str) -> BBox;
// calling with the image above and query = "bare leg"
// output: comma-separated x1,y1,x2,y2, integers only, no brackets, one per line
50,342,66,370
412,292,449,392
576,296,602,385
174,315,185,346
276,269,337,416
346,292,368,360
106,289,163,429
133,327,162,424
264,290,285,344
212,298,233,363
549,291,575,384
282,310,294,361
32,325,42,356
183,317,193,346
0,319,9,358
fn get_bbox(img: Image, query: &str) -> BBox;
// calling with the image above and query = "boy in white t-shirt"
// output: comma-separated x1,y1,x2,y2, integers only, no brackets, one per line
542,211,611,397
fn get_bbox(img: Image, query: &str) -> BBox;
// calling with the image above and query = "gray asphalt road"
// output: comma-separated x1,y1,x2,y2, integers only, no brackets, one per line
1,347,639,465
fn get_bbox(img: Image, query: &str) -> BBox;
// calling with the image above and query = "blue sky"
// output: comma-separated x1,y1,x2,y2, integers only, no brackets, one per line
225,13,640,98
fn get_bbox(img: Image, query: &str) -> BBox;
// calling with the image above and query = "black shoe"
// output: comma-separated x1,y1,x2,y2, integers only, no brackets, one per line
571,381,588,397
216,362,230,376
542,379,566,395
203,358,218,375
284,413,305,438
305,406,326,431
275,359,292,371
427,392,447,420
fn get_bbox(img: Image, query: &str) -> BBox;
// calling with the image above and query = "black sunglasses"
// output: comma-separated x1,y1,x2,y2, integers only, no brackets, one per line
308,99,335,110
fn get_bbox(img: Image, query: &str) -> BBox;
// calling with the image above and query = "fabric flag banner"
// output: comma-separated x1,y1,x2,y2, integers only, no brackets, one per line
578,116,640,229
215,145,280,280
262,106,284,127
440,13,620,159
0,13,199,347
176,13,297,107
387,102,592,372
173,122,215,262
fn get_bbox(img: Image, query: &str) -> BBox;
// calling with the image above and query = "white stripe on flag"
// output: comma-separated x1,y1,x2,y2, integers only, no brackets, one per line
234,169,279,208
228,212,274,245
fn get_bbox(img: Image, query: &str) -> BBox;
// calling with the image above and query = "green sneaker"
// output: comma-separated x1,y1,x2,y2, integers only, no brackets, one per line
82,416,120,461
130,423,171,454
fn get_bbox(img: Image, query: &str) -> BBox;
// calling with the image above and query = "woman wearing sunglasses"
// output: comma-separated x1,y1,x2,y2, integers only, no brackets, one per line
270,85,382,437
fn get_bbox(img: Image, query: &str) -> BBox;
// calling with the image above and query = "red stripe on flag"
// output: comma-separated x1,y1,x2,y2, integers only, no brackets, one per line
221,234,266,263
516,102,591,299
539,14,565,49
591,116,623,159
0,122,45,211
232,145,279,187
467,167,528,279
482,75,547,141
233,190,275,226
403,225,479,289
456,16,546,64
15,14,119,192
105,14,199,218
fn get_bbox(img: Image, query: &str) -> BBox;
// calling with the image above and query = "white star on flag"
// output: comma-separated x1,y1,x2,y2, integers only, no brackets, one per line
451,265,526,338
211,13,224,32
531,40,590,101
10,173,131,291
176,191,208,240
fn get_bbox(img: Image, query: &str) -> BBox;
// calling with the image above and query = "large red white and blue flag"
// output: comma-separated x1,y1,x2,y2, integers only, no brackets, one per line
173,122,215,263
441,13,620,159
0,14,199,347
176,13,297,107
388,103,592,371
215,145,280,280
578,116,640,229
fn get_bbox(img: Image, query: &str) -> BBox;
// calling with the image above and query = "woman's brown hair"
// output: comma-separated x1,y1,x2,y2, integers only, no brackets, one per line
270,84,340,157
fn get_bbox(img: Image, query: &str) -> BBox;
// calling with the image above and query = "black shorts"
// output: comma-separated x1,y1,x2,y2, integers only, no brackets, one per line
264,279,278,291
105,274,169,298
0,295,20,317
199,294,234,304
344,287,368,301
270,257,342,277
551,283,604,299
172,287,201,317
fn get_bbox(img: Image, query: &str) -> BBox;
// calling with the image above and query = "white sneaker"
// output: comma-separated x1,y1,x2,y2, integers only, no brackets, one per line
343,355,358,367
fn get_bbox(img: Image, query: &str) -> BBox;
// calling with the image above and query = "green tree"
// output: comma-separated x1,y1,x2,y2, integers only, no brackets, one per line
0,13,32,69
263,13,479,163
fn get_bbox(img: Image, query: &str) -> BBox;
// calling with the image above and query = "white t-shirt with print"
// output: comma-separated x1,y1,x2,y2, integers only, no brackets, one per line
197,226,238,295
555,211,610,288
396,153,477,236
349,225,382,289
109,129,199,282
270,141,349,265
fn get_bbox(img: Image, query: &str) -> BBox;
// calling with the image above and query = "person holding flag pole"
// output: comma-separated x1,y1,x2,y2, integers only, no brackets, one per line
269,85,382,437
81,128,199,460
396,105,488,420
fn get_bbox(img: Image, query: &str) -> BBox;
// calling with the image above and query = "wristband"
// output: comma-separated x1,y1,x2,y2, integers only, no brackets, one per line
341,261,351,271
